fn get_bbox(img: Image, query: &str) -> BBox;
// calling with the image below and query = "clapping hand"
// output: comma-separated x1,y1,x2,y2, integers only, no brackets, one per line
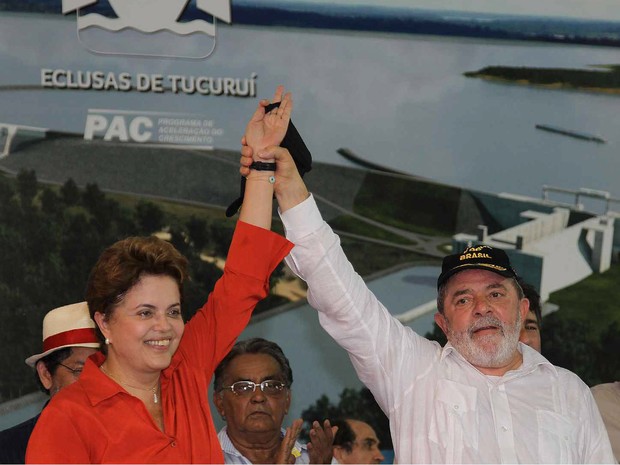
276,418,304,464
307,420,337,464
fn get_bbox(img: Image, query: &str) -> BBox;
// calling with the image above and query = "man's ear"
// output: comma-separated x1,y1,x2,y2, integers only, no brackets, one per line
519,297,529,322
332,446,346,462
213,391,226,420
36,360,53,390
434,312,448,336
285,389,291,415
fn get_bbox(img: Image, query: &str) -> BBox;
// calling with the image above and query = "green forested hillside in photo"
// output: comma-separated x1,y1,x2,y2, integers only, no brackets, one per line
0,170,288,402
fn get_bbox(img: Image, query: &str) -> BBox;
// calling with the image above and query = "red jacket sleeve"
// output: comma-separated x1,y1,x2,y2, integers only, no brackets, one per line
177,221,293,370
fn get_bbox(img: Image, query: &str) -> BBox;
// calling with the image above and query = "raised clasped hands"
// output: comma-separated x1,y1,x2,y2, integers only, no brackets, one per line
239,145,309,212
244,84,292,153
239,85,309,212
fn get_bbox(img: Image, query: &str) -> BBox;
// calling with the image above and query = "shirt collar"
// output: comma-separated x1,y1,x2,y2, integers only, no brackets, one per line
218,426,307,460
79,351,184,406
439,341,558,378
79,352,125,406
519,342,558,376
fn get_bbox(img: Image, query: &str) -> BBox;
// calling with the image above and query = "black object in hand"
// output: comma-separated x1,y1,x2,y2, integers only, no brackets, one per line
225,102,312,217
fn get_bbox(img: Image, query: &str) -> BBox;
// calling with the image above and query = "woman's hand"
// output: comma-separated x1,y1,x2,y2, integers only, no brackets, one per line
244,85,292,153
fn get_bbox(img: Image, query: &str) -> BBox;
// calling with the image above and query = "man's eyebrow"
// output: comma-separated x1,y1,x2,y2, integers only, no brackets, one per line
487,282,508,291
452,288,472,298
450,281,510,301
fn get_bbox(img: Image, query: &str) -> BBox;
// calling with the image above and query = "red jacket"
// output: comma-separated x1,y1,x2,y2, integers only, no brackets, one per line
26,221,292,463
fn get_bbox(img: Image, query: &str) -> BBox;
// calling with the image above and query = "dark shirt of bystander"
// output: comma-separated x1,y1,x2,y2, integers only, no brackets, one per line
0,413,41,464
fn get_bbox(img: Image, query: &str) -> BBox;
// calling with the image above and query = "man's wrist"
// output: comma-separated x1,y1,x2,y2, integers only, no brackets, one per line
276,183,310,212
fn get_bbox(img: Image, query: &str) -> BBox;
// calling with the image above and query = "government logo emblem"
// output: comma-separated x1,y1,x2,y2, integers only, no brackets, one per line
62,0,231,58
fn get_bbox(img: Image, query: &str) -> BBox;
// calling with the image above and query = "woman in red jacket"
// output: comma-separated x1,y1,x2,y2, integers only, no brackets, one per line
26,86,294,463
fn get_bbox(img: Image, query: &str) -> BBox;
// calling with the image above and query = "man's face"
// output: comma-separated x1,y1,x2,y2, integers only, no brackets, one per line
435,269,528,374
213,353,291,441
519,309,541,352
334,420,384,464
39,346,98,397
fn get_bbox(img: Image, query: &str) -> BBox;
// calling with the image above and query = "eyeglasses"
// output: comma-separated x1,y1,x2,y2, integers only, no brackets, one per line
57,362,83,378
220,380,287,396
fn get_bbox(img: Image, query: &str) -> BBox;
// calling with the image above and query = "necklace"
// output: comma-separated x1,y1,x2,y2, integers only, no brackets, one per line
100,365,160,404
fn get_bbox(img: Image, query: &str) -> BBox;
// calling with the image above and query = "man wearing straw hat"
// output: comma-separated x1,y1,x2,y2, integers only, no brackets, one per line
0,302,99,463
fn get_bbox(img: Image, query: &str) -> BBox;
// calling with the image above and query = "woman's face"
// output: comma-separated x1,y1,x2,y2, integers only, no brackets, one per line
96,274,184,376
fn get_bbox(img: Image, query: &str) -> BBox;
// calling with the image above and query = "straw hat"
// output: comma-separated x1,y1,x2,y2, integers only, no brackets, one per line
25,302,99,367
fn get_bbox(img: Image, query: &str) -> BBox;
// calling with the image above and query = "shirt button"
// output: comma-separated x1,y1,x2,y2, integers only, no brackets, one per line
171,441,177,448
453,405,459,410
502,426,508,432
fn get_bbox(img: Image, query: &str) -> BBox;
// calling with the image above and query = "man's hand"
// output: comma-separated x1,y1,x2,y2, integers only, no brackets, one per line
245,85,292,152
307,420,337,464
276,418,304,464
239,145,309,212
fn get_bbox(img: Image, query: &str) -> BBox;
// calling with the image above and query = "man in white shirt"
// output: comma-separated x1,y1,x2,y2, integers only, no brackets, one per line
239,144,615,463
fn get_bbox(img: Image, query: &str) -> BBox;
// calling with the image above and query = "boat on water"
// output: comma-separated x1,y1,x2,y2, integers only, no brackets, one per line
535,124,606,144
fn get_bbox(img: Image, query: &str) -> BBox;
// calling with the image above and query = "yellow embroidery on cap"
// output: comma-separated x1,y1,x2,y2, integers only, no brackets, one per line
454,263,507,272
464,245,492,253
459,252,491,260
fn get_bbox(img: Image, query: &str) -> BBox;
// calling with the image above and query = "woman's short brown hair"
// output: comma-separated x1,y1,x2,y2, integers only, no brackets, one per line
86,236,189,353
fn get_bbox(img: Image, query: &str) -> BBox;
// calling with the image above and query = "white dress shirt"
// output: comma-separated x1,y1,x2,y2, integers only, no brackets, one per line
218,426,309,464
280,194,615,464
592,382,620,461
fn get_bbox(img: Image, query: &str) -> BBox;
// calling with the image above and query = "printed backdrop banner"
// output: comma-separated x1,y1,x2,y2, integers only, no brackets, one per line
1,0,619,426
1,0,619,198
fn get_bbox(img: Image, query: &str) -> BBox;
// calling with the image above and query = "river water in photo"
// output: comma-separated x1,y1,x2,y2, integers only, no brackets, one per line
0,13,619,202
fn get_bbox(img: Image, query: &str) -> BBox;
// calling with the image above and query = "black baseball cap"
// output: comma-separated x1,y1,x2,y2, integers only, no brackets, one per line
437,245,518,289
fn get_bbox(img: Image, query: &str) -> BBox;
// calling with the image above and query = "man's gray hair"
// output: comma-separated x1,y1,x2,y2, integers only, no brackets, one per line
213,337,293,392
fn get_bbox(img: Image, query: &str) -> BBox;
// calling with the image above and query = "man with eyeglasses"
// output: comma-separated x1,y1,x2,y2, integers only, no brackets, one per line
0,302,99,464
332,419,384,464
213,337,335,464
